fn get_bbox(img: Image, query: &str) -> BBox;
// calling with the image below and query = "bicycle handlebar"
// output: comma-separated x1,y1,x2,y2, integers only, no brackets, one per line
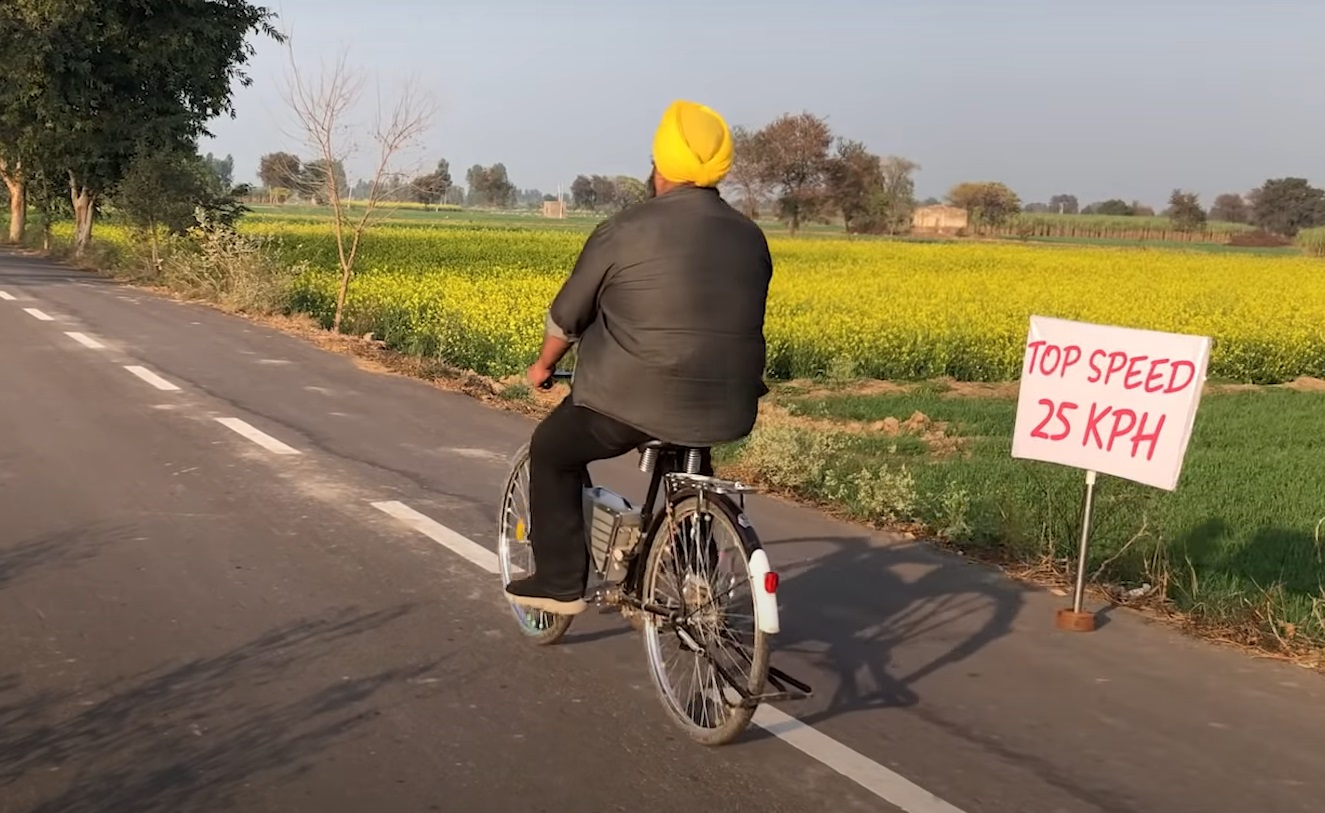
538,369,575,390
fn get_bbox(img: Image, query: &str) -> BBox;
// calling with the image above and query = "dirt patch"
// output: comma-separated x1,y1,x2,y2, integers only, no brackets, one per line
934,377,1021,399
1228,229,1294,248
1286,376,1325,392
757,401,966,458
783,377,912,400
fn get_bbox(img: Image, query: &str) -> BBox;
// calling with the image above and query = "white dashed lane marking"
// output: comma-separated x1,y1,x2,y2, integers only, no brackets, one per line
371,500,503,575
0,290,15,301
23,307,53,321
124,365,181,391
66,331,105,349
214,417,302,455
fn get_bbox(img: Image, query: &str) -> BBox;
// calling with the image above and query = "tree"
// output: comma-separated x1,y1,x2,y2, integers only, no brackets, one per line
1048,194,1079,215
947,181,1022,227
0,4,47,244
283,45,435,333
8,0,282,257
1166,189,1207,232
756,112,833,235
1249,178,1325,237
411,159,452,205
515,188,546,208
1209,192,1249,224
113,146,230,268
464,164,516,208
724,125,772,219
1083,199,1134,216
257,151,302,201
203,153,235,189
612,176,647,210
570,175,595,210
824,139,880,233
868,155,920,235
298,158,348,204
590,175,617,211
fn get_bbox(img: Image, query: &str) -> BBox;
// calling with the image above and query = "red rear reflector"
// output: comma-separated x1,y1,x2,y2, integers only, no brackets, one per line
764,572,779,594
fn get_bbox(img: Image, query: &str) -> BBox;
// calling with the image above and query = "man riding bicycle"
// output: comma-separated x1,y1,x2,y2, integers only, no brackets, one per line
506,98,774,617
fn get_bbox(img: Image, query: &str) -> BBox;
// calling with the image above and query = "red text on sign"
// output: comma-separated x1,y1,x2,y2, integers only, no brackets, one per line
1081,403,1165,461
1029,398,1078,441
1024,341,1082,378
1085,350,1195,394
1024,340,1197,394
1028,398,1167,461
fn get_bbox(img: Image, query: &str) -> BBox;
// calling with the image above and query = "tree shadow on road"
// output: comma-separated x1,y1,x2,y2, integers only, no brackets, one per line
0,604,447,813
762,533,1024,726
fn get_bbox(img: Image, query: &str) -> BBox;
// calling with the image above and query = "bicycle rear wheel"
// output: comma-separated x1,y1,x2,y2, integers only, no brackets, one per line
497,444,573,645
639,491,772,746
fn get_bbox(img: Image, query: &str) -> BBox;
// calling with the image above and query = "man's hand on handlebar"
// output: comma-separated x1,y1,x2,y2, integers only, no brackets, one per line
526,362,554,390
527,364,573,391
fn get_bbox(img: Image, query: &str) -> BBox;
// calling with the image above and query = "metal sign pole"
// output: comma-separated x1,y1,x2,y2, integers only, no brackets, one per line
1057,469,1100,632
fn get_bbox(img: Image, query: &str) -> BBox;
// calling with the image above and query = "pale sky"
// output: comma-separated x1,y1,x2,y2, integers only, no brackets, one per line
200,0,1325,208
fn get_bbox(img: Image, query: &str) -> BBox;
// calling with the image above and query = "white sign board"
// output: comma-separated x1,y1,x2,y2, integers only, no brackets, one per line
1011,316,1211,491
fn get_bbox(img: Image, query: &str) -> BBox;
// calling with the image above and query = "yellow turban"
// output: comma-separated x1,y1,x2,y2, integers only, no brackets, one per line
651,99,734,188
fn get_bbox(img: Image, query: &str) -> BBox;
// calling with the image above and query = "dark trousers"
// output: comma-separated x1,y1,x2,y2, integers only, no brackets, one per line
527,397,712,598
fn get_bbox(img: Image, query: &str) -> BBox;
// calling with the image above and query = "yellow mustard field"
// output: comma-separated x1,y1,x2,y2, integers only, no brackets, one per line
61,219,1325,383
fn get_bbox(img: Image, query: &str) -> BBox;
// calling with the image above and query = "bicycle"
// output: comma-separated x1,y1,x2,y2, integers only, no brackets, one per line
496,370,812,746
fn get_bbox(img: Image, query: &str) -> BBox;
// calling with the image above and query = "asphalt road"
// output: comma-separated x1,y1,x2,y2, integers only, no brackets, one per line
2,249,1324,813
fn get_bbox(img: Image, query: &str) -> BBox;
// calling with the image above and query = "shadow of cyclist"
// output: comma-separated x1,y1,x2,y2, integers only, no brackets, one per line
760,529,1024,725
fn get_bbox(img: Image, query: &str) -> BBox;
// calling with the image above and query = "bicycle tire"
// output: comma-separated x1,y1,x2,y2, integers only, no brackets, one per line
638,490,772,746
497,443,574,645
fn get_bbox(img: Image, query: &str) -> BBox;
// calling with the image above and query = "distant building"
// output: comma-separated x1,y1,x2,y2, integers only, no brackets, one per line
912,204,968,235
542,199,566,219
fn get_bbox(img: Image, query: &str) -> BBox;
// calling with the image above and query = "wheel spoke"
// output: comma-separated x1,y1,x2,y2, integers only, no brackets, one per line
498,450,570,642
641,494,770,743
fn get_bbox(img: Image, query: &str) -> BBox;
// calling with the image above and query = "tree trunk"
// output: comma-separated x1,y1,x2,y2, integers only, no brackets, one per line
69,175,96,258
332,267,351,333
1,161,25,244
5,177,24,244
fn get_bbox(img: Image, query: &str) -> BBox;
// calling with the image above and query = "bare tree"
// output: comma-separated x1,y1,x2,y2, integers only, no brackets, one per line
723,125,772,219
756,112,833,235
281,43,435,333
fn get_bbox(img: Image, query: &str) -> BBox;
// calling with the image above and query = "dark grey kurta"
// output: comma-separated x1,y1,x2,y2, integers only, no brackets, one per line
546,185,772,447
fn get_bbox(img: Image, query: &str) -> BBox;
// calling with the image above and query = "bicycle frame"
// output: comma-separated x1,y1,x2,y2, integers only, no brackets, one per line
543,370,811,707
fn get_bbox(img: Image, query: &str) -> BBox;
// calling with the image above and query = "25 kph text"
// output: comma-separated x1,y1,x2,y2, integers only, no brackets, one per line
1022,341,1199,462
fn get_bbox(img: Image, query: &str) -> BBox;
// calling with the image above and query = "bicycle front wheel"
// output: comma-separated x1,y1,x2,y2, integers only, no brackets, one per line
497,443,573,645
639,491,772,746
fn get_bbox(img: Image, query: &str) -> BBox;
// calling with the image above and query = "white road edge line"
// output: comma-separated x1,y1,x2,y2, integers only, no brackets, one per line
123,365,180,391
65,331,105,349
23,307,53,321
371,499,967,813
214,417,301,455
371,501,501,575
0,290,15,300
752,705,968,813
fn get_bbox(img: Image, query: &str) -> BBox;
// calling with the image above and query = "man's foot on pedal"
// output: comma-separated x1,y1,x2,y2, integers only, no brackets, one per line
505,576,587,615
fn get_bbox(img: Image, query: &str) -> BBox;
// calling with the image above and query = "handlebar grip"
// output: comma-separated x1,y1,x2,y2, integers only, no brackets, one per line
539,370,574,389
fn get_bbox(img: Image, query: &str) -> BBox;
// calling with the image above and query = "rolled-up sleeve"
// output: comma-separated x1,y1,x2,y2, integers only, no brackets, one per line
547,219,616,342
